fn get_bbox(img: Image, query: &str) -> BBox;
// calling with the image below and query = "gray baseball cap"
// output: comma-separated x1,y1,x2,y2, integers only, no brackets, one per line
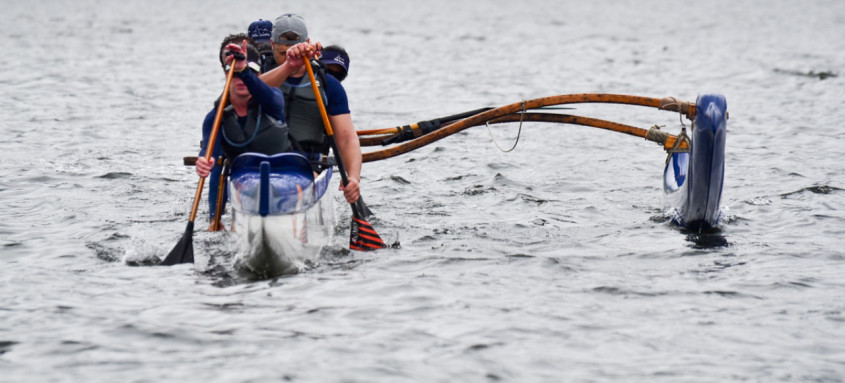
272,14,308,45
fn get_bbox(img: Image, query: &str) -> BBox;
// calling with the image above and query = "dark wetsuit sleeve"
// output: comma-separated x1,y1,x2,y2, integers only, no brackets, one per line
199,108,226,220
237,70,286,122
199,109,221,158
324,74,350,116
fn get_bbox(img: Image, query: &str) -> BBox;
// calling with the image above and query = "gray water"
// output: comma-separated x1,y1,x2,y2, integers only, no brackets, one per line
2,0,845,381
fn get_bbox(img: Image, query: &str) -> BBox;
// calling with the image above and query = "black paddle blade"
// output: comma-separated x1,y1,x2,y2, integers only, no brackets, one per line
357,197,374,220
349,200,387,251
161,222,195,265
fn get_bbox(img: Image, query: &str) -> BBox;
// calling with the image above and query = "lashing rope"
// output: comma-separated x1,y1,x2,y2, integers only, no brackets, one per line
665,126,691,163
646,125,670,144
485,100,525,152
659,97,689,129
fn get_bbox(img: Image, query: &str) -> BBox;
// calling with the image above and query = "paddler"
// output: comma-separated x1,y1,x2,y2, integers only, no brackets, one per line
195,34,307,228
248,18,351,83
260,14,363,206
247,19,277,73
319,45,350,82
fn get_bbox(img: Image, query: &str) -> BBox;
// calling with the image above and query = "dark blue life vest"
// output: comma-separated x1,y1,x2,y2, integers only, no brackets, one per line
279,74,330,155
219,102,293,160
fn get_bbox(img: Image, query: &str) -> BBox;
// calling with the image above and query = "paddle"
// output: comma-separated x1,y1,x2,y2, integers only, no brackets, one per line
302,57,387,251
209,160,229,232
161,60,238,265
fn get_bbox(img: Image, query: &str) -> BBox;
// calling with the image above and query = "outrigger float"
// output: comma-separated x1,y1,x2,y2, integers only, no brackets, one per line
167,91,727,275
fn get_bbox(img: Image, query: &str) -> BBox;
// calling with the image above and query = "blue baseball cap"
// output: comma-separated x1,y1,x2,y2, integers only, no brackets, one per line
248,19,273,44
320,47,350,80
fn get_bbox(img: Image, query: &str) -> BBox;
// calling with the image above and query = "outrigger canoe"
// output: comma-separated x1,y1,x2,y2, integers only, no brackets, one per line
221,92,726,276
227,152,334,276
169,92,726,271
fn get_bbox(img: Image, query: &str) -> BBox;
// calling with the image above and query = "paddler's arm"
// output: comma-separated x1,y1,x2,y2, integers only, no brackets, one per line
195,110,218,178
221,42,286,121
331,113,362,203
238,70,285,121
322,72,360,203
259,42,322,88
259,60,298,88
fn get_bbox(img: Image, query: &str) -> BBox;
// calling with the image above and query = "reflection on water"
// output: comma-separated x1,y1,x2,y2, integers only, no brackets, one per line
683,229,731,249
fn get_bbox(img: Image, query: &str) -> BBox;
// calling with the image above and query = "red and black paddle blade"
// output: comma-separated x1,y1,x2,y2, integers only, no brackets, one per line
349,200,387,251
161,222,195,265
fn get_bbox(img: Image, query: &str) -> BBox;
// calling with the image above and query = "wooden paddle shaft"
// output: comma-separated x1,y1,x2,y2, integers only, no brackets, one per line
209,160,229,231
188,63,238,223
303,59,334,136
303,58,352,186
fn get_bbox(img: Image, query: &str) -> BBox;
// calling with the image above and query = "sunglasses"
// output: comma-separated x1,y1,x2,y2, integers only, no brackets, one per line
222,61,261,75
327,68,347,82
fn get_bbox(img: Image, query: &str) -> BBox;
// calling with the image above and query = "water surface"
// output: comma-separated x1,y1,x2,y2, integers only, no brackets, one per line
1,0,844,381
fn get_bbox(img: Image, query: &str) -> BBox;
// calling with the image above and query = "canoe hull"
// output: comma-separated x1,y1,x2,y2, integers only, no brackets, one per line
228,153,334,277
231,197,334,277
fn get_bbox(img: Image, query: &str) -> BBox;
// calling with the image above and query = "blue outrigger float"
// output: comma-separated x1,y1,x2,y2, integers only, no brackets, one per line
663,94,727,231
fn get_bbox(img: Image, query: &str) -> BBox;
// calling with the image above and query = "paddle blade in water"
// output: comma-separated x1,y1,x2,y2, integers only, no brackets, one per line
348,199,386,251
349,215,387,251
161,222,195,265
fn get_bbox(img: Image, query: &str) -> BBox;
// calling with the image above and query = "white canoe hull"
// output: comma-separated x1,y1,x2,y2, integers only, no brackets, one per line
227,153,335,277
231,194,334,277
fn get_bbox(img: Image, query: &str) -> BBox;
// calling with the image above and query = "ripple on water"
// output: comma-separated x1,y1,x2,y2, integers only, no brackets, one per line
97,172,134,179
0,341,19,355
781,184,843,199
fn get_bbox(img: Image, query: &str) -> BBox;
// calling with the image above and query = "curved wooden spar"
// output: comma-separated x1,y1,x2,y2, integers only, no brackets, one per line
486,113,683,149
361,94,693,162
362,113,683,162
360,113,666,147
356,94,693,140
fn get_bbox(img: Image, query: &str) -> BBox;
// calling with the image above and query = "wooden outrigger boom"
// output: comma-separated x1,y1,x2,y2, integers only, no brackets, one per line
357,94,695,162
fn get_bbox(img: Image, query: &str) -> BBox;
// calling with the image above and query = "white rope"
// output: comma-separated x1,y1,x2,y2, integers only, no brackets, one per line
485,100,525,153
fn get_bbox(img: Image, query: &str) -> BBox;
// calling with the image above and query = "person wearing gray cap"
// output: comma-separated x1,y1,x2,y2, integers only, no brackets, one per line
260,14,363,205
